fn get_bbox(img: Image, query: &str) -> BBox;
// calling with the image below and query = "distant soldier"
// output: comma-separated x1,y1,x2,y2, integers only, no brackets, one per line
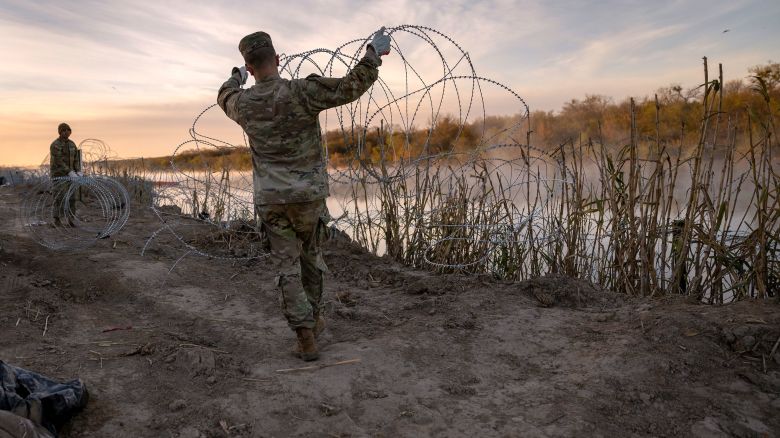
218,28,391,361
49,122,82,226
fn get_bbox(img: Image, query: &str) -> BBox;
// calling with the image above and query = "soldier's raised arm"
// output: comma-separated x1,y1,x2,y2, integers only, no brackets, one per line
217,66,249,123
292,27,391,114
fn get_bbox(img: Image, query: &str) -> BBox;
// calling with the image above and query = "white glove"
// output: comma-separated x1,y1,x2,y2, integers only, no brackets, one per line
232,66,248,85
368,26,391,56
68,171,77,178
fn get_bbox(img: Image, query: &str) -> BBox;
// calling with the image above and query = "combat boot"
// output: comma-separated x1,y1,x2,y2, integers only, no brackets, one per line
295,328,319,361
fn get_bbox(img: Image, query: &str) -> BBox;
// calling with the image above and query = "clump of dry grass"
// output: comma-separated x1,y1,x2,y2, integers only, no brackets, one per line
111,58,777,303
342,58,778,302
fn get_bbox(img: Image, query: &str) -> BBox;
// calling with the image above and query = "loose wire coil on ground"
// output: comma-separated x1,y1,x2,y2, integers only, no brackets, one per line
21,175,130,251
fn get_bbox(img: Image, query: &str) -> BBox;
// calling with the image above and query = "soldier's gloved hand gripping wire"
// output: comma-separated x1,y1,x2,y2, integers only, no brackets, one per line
368,26,391,56
231,66,249,87
228,27,389,85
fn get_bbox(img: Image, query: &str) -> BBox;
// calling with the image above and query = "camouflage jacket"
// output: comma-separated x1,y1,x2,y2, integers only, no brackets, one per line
217,53,380,205
49,138,80,177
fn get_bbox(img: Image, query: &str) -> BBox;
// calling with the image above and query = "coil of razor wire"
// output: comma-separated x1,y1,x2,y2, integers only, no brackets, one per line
21,175,130,251
146,24,584,272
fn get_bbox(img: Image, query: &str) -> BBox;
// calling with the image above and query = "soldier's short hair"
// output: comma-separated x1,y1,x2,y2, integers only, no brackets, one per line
244,46,276,69
58,123,71,133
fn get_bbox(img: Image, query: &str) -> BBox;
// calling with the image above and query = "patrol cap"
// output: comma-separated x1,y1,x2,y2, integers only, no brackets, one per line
58,123,71,133
239,32,274,57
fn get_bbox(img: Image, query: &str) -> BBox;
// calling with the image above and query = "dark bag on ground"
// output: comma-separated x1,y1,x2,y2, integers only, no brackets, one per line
0,361,88,437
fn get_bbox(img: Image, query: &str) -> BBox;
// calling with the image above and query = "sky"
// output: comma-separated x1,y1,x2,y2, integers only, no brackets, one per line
1,0,778,167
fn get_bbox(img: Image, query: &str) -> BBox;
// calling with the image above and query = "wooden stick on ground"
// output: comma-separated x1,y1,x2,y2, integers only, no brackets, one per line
241,377,272,383
42,315,50,337
769,335,780,359
275,358,361,374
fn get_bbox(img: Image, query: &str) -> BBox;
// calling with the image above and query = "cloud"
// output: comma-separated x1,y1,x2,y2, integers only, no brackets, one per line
1,0,778,165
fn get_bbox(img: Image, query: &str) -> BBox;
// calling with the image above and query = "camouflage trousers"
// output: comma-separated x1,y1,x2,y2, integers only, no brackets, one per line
51,179,77,220
256,199,330,330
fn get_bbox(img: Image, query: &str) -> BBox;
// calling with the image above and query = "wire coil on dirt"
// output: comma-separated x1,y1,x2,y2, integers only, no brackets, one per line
21,176,130,251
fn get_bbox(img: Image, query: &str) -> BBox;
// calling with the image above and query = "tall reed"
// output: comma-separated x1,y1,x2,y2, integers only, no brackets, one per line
340,58,778,301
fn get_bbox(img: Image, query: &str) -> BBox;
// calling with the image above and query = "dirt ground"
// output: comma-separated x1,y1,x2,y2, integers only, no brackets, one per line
1,185,779,438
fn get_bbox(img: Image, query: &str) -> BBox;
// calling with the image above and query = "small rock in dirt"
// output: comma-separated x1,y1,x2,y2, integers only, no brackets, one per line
335,291,359,306
741,335,756,349
169,399,187,412
320,402,339,416
206,375,217,385
594,312,615,322
357,389,388,399
442,383,477,396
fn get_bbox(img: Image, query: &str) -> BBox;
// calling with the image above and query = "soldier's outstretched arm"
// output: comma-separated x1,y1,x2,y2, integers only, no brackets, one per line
217,67,248,123
293,26,391,113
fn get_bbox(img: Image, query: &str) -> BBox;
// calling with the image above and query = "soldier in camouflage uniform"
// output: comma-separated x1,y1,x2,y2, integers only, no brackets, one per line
218,28,391,361
49,123,81,227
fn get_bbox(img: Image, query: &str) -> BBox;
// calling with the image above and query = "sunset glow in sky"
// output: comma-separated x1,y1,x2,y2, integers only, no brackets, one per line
1,0,778,166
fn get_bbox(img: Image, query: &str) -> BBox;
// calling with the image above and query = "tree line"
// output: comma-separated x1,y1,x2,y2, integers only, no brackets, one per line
110,61,779,172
